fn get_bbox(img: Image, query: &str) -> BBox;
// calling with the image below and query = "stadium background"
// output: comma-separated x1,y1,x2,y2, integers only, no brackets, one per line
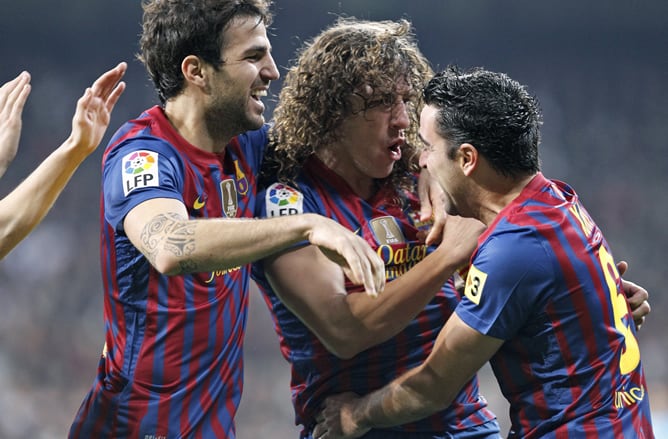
0,0,666,437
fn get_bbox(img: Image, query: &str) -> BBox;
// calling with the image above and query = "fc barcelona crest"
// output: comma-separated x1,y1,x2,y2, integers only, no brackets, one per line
220,179,238,218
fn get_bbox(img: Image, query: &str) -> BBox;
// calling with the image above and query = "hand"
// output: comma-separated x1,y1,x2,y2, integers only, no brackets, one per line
67,62,127,158
0,71,32,178
307,215,386,298
312,393,370,439
435,214,486,269
616,260,650,330
417,166,446,246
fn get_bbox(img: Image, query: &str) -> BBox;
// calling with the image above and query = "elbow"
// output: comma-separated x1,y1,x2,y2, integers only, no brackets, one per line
328,345,359,360
321,331,374,360
319,317,397,359
149,250,185,275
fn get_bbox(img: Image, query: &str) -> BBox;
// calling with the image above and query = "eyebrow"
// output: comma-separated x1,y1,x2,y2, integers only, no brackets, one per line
244,44,271,55
418,133,430,146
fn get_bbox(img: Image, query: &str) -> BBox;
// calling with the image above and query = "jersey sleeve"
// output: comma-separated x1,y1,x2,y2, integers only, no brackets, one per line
455,229,554,340
103,137,185,232
256,181,323,218
251,180,321,282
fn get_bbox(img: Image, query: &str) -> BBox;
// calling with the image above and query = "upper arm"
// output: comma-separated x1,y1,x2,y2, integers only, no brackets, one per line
457,233,550,338
417,312,503,406
123,197,189,273
264,244,362,358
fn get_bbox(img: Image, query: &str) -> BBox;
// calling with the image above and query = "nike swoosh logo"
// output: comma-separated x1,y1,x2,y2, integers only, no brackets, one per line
194,196,206,209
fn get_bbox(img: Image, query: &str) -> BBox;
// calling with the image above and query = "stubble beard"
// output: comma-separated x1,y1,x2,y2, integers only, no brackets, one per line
205,95,264,144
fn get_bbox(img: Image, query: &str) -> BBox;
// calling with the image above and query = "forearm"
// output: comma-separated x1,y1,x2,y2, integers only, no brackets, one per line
319,315,502,436
350,335,486,429
345,245,459,349
141,212,325,275
0,137,88,258
351,314,500,429
268,242,462,358
354,363,451,428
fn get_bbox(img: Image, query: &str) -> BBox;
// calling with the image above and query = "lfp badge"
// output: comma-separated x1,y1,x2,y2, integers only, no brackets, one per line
266,183,303,217
122,150,159,196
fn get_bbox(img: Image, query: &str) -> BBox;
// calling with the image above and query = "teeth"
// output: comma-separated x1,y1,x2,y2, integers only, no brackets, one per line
252,90,267,98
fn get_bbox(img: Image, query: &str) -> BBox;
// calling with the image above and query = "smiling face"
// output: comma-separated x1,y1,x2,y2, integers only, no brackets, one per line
204,15,279,141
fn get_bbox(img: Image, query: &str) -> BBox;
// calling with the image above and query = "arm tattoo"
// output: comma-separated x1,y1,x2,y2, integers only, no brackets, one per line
141,212,198,271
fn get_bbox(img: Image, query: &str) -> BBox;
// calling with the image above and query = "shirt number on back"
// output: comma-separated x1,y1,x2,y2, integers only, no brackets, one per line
598,245,640,375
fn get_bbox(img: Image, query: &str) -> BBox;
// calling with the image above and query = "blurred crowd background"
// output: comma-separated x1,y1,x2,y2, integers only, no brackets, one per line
0,0,666,437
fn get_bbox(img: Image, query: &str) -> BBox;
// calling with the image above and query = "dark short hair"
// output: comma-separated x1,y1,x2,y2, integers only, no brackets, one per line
138,0,272,104
423,66,542,177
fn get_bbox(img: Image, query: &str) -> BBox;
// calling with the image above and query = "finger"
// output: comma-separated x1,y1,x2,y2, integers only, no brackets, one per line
72,88,95,127
311,423,326,439
2,72,31,115
104,81,126,114
424,223,441,246
91,62,128,99
10,82,31,117
616,260,628,277
365,240,386,296
632,303,650,330
622,279,648,304
347,237,384,298
418,183,433,222
79,87,93,108
91,63,125,99
0,71,29,101
425,210,447,246
338,245,362,285
355,245,379,298
631,300,651,318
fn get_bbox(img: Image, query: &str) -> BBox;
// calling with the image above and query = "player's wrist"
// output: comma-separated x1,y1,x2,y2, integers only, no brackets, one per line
60,135,93,163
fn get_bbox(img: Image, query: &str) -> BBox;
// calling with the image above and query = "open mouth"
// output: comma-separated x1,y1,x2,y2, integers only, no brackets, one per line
388,143,402,160
251,89,268,101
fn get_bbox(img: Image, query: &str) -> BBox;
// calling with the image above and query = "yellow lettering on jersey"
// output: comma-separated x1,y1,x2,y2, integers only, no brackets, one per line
376,244,427,266
569,202,595,237
377,244,428,281
205,266,241,283
464,264,487,305
614,385,645,409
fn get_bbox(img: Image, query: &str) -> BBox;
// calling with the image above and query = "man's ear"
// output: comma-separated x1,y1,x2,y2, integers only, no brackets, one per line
181,55,206,88
459,143,478,176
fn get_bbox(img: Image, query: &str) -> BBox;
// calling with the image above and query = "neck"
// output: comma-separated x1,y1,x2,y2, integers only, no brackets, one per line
164,96,232,154
316,148,376,200
475,173,536,225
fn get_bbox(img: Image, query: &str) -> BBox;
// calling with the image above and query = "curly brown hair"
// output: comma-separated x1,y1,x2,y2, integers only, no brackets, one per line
265,18,433,192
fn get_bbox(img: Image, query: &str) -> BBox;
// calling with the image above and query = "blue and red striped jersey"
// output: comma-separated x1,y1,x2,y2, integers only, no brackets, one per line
69,106,267,438
457,173,654,438
252,157,498,436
